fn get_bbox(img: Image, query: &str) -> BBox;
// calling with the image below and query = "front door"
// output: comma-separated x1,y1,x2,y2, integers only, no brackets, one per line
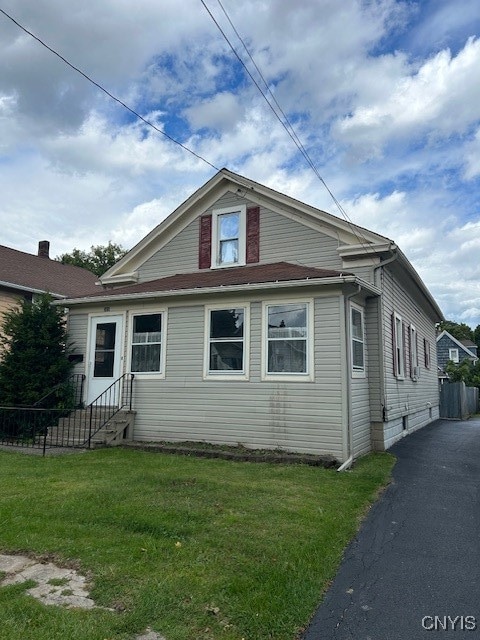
87,315,124,404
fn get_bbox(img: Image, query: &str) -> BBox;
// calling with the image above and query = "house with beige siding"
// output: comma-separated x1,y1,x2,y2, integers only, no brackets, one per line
60,169,444,463
0,241,99,356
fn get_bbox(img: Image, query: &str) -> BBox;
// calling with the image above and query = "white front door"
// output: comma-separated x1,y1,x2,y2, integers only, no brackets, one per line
87,315,124,405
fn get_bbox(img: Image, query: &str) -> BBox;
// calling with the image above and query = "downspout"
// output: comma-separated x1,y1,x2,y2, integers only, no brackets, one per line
373,247,399,430
338,284,361,472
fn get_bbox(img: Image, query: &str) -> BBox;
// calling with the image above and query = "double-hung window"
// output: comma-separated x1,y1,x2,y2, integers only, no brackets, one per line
264,301,312,379
410,325,419,379
206,306,248,377
393,312,406,379
424,338,431,369
449,348,459,363
130,312,164,374
351,304,365,377
212,205,246,268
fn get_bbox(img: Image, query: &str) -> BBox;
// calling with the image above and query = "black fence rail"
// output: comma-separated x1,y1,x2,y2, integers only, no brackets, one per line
0,406,65,454
0,373,135,454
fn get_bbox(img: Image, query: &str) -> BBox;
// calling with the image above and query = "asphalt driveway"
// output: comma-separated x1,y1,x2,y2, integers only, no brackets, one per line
302,418,480,639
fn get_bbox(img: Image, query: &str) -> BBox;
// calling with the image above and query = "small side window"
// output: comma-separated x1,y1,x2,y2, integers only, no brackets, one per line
351,304,365,377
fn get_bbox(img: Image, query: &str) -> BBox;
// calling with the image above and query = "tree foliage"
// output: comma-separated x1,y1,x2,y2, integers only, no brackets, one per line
0,294,73,406
445,359,480,389
437,320,474,342
56,241,127,277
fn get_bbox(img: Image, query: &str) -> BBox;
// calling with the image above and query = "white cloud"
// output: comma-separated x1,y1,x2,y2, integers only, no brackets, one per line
336,37,480,160
0,0,480,329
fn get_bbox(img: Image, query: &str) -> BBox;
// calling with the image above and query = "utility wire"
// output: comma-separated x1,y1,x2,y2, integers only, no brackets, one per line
204,0,378,255
0,8,221,172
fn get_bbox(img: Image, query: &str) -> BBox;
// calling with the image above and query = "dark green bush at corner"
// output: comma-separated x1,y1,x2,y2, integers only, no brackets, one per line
0,293,73,407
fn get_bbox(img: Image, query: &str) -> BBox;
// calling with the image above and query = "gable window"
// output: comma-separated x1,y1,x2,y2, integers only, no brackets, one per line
206,306,248,377
264,301,313,379
392,312,406,379
212,205,246,268
351,304,365,377
130,312,164,374
449,348,459,363
200,205,260,269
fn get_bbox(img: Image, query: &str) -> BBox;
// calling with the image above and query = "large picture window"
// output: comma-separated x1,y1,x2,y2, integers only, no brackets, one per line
131,313,163,373
351,304,365,376
207,307,246,374
265,303,309,375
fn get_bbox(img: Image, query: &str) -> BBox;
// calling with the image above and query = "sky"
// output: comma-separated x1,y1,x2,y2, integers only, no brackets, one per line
1,0,480,327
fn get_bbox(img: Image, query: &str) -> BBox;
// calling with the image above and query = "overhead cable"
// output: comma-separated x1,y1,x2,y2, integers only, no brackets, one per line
0,8,221,172
204,0,379,255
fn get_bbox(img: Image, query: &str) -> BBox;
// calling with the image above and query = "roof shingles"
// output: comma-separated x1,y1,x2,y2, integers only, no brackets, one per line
74,262,352,300
0,245,99,298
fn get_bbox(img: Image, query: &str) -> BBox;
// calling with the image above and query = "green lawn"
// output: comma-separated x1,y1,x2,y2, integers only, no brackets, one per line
0,448,394,640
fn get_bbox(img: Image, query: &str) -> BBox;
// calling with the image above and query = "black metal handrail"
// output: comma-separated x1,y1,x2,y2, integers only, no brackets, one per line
84,373,135,448
33,373,86,409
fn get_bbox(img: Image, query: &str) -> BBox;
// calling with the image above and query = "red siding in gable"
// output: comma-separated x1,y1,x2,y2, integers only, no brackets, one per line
246,206,260,264
199,214,212,269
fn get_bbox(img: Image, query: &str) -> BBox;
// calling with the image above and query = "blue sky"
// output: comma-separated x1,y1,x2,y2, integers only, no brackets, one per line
1,0,480,326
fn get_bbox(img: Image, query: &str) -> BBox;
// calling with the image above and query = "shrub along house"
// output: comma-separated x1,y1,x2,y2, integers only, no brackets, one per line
59,169,443,463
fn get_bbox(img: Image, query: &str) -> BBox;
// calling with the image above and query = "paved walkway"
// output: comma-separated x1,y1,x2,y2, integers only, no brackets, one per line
303,419,480,639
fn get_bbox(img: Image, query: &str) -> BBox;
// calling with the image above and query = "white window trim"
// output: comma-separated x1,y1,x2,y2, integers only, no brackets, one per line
127,309,167,379
393,312,406,380
410,324,419,381
350,303,365,379
424,338,431,369
449,348,459,363
261,298,314,382
203,303,250,380
211,205,247,269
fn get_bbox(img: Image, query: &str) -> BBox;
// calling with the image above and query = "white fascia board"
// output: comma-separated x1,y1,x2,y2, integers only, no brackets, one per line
0,280,65,299
57,275,381,307
394,248,444,322
100,272,139,285
100,170,227,282
101,169,391,284
337,242,395,257
223,169,391,245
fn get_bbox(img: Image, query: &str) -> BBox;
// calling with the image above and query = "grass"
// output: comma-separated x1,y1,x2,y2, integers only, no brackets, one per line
0,448,394,640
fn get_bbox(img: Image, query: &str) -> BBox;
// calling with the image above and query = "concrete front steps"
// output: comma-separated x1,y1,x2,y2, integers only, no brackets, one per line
45,409,136,448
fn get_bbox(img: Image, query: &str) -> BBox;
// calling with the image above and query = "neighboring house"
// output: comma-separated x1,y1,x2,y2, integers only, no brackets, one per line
60,169,444,462
436,330,478,372
0,241,99,350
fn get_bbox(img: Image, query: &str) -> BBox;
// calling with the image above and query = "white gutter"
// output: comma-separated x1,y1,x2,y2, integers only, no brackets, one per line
0,280,66,299
55,275,382,307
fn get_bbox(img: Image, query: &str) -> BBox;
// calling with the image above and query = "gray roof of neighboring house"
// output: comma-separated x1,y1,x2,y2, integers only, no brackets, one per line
0,243,99,298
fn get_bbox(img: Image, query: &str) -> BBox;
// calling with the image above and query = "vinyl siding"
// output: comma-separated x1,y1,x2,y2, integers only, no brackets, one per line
66,312,89,376
349,298,372,458
67,292,347,459
137,192,343,282
0,290,22,357
378,265,439,449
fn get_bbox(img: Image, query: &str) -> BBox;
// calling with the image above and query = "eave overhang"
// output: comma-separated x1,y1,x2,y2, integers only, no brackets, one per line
57,275,381,307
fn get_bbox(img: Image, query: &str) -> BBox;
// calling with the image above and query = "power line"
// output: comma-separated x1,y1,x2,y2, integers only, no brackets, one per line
0,8,221,172
203,0,379,256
